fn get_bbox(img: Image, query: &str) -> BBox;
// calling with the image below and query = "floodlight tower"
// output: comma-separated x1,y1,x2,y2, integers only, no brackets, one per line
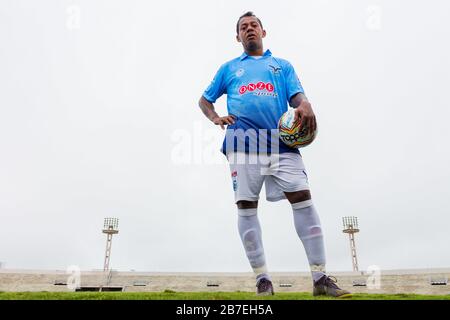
102,218,119,272
342,216,360,272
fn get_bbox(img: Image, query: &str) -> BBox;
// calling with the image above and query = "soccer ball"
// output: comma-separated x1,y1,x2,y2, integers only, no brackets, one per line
278,108,317,148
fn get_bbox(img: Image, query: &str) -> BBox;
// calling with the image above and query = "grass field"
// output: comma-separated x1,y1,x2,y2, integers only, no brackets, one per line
1,291,450,300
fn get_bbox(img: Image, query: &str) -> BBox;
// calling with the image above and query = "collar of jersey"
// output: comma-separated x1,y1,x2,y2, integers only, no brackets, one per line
239,49,272,61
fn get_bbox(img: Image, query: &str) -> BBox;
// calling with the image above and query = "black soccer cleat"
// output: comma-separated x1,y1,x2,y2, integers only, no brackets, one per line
313,275,352,298
256,278,274,296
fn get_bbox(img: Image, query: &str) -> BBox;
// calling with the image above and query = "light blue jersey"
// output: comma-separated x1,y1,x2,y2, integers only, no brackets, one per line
203,50,304,154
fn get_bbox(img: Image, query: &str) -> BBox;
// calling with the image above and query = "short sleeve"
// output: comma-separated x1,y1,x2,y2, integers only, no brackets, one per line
203,64,227,103
283,61,304,101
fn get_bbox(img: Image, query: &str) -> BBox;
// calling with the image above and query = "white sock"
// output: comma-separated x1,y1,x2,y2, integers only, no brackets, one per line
292,200,326,282
237,208,268,279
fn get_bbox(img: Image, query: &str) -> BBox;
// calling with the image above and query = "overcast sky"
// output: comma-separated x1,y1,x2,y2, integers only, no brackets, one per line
1,0,449,273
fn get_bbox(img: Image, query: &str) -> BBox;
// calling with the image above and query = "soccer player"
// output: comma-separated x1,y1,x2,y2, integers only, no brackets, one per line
198,11,351,298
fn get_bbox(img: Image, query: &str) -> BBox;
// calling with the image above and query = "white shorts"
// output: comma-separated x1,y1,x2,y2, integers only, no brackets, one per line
227,152,310,203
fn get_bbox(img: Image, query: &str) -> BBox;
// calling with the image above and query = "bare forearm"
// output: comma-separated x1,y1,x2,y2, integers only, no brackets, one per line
289,92,309,108
291,92,317,133
198,96,219,122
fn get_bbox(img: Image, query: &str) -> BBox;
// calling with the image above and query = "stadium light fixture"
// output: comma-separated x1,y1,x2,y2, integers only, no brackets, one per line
102,218,119,272
342,216,360,272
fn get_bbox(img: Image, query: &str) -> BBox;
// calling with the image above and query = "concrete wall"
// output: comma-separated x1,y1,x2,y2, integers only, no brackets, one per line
1,269,449,295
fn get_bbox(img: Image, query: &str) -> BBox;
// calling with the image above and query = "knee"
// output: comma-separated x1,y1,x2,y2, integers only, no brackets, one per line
236,200,258,209
284,190,311,204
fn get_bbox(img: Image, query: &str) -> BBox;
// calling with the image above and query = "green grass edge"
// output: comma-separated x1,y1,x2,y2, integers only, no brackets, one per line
1,291,450,300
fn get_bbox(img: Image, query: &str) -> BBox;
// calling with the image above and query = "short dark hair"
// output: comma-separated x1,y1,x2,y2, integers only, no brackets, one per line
236,11,263,35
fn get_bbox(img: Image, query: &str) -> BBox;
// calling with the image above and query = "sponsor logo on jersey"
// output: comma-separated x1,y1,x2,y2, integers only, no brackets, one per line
238,82,277,97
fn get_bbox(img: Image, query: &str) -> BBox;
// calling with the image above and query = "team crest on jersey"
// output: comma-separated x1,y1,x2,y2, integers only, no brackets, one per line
269,65,282,74
235,69,245,77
